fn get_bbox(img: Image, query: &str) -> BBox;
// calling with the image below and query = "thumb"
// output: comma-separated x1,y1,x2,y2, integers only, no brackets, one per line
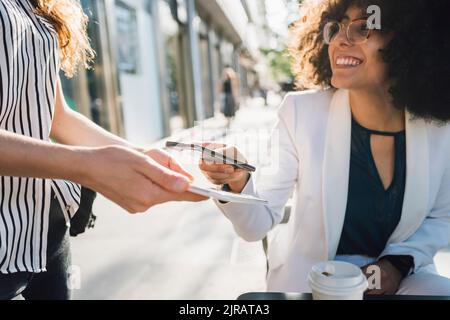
168,157,194,182
141,159,190,193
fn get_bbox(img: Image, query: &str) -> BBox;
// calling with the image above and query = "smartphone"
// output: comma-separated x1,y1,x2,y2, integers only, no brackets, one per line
188,185,268,205
165,141,256,172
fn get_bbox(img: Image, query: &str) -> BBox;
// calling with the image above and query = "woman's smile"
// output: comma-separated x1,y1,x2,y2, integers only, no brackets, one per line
333,55,364,69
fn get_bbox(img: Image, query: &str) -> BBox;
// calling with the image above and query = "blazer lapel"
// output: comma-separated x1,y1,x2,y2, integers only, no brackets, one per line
386,112,429,245
322,89,352,259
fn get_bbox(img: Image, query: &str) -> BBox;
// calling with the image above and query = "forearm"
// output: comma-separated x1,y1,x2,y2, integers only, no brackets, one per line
380,217,450,272
50,108,142,151
0,129,88,183
215,176,278,241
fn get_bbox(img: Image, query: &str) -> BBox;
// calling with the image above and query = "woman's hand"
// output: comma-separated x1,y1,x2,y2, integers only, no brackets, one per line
198,144,250,193
144,147,208,201
144,148,194,181
78,145,206,213
361,258,403,295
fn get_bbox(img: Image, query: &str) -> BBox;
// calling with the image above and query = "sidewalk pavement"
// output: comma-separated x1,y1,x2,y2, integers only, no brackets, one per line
71,95,450,299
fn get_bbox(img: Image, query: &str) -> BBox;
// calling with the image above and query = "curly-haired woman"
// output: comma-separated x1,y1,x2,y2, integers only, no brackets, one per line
0,0,204,300
200,0,450,295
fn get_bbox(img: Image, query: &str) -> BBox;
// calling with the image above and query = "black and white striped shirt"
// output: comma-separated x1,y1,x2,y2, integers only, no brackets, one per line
0,0,81,274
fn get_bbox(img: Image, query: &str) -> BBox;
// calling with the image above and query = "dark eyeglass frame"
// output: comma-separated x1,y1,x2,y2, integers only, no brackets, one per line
323,18,373,45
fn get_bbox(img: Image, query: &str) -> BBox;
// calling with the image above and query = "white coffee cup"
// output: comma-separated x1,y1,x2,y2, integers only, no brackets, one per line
308,261,368,300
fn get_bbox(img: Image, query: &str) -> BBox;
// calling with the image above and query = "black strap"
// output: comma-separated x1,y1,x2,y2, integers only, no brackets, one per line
69,187,97,237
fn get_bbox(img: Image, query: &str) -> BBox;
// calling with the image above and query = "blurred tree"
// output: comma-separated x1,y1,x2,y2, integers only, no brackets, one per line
260,47,295,91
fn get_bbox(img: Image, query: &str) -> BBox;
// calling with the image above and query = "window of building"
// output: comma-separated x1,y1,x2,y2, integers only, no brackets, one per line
159,0,189,133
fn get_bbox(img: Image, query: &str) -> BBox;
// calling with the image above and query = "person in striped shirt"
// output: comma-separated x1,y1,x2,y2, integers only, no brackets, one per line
0,0,205,300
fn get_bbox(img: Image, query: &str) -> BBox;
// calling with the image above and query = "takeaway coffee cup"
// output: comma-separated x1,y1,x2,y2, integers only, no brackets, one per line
307,261,368,300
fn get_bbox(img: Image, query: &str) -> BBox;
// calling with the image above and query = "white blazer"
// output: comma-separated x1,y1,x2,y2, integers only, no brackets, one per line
216,89,450,293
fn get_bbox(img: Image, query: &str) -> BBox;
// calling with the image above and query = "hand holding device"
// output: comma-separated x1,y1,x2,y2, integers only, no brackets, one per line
165,141,255,172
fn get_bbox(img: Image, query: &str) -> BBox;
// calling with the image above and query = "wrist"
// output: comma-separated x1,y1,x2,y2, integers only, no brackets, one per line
379,255,414,279
65,146,97,187
227,172,250,193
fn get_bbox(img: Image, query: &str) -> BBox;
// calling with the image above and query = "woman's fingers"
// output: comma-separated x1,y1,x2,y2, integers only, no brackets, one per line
201,170,242,181
205,146,246,164
200,141,227,150
197,144,249,190
150,184,210,210
145,148,194,181
202,171,232,180
167,156,194,181
140,157,190,193
205,177,231,185
199,144,247,165
180,192,209,202
203,174,229,186
203,171,246,186
199,161,235,174
89,146,207,214
222,146,247,163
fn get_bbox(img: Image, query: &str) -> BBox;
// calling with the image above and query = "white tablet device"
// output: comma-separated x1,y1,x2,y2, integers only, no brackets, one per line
188,185,268,205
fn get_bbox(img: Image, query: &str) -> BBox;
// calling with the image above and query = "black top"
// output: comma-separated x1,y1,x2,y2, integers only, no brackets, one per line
336,116,407,258
223,78,232,94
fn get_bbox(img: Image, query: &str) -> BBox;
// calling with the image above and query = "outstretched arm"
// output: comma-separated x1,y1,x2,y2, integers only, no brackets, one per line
0,130,204,213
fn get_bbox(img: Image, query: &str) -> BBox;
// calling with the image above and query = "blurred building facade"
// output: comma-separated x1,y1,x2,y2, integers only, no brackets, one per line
61,0,273,145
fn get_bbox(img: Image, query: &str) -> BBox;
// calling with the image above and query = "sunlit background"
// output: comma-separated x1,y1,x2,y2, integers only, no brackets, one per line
61,0,300,145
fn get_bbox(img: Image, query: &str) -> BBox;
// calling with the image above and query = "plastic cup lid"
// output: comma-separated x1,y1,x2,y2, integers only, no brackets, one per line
308,261,368,293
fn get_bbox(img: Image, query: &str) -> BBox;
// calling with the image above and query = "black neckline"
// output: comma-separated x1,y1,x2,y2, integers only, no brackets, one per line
352,116,405,137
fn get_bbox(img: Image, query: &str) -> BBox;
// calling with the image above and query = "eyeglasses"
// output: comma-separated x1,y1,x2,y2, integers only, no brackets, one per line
323,19,372,45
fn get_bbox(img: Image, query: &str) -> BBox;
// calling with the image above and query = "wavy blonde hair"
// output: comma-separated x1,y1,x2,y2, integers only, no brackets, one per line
30,0,95,77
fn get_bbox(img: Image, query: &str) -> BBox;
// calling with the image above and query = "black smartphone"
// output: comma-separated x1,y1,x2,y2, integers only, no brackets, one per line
165,141,256,172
